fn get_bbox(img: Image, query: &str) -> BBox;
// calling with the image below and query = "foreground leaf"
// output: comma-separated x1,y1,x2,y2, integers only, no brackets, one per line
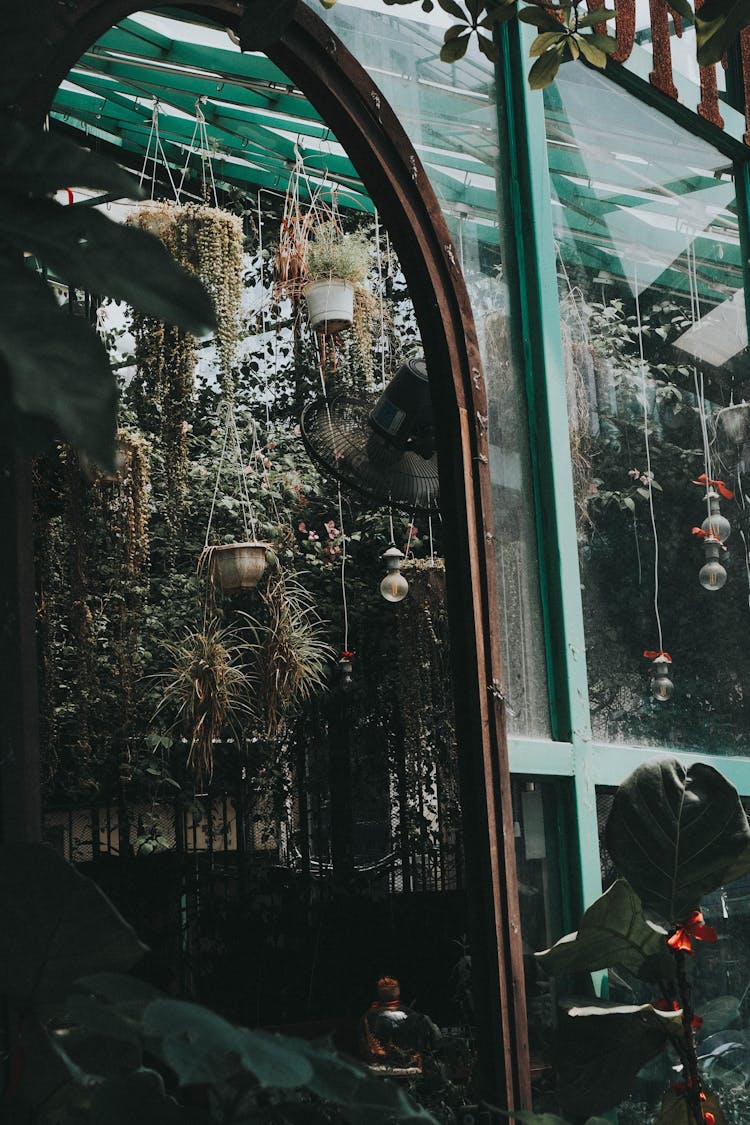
0,844,146,1007
536,879,671,979
556,1001,683,1117
696,0,750,66
1,258,117,467
656,1086,727,1125
0,197,214,336
528,44,564,88
143,1000,314,1088
605,759,750,923
0,117,143,198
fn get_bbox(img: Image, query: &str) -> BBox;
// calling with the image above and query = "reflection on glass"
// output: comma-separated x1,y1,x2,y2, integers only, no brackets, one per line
548,64,749,753
323,3,551,735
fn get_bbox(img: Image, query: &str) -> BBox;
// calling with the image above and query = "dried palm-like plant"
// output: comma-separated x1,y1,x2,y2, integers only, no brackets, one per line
152,617,259,785
242,571,333,741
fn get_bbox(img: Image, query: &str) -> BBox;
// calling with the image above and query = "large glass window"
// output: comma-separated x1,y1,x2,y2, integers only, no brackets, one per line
321,1,551,735
547,63,750,752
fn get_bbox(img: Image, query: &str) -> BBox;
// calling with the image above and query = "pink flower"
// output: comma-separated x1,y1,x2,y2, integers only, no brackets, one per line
308,531,319,542
294,424,302,437
181,421,192,434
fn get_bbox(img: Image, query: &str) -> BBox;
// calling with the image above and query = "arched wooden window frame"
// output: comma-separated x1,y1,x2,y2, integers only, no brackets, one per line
6,0,531,1108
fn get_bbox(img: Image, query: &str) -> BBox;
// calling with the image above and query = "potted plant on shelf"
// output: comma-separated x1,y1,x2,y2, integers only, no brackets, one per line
303,221,371,334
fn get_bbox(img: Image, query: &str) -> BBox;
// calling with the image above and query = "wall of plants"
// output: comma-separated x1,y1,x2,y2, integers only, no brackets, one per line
32,188,460,889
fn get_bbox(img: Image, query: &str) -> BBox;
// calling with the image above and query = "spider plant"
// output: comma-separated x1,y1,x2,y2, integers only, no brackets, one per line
152,617,260,785
241,571,334,741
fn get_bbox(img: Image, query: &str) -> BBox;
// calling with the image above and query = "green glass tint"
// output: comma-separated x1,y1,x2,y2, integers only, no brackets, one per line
547,63,749,753
324,3,551,736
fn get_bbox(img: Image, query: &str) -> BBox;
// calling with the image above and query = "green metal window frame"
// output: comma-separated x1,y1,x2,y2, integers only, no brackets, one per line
496,24,750,928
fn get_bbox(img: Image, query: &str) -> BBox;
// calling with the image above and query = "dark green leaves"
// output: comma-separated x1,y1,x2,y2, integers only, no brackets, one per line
528,43,565,87
1,259,118,468
0,198,213,335
605,759,750,923
144,1000,315,1088
696,0,750,66
0,118,215,469
0,119,142,199
536,878,671,978
556,1002,683,1117
656,1086,728,1125
0,843,146,1008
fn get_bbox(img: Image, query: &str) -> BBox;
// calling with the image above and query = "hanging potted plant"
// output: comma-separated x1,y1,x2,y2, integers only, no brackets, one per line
303,221,371,334
198,403,271,595
152,617,259,785
199,540,269,593
717,401,750,445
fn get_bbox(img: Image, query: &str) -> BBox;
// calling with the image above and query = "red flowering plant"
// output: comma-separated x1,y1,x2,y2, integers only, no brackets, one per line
532,759,750,1125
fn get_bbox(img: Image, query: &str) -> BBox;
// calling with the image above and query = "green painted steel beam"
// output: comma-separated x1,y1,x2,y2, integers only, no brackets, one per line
69,66,331,141
78,53,323,123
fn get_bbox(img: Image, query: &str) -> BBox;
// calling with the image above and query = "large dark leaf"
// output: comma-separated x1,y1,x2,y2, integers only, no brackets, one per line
0,118,142,199
656,1086,728,1124
696,0,750,66
0,843,146,1007
0,259,117,468
143,1000,314,1089
0,198,214,335
605,759,750,923
556,1002,682,1117
301,1040,434,1122
89,1069,184,1125
536,879,671,979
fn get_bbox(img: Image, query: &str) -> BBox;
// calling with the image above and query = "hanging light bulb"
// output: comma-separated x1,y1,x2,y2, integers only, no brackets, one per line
379,544,408,603
338,651,354,693
701,488,731,543
699,535,727,591
650,654,674,703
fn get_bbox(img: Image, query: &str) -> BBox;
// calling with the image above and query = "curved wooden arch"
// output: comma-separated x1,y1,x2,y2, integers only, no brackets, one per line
10,0,530,1108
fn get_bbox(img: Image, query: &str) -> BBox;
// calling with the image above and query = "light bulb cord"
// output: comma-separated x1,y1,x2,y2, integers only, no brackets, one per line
634,264,664,653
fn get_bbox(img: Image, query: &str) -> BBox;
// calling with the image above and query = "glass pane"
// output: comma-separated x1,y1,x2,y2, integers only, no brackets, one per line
321,2,551,735
547,63,750,752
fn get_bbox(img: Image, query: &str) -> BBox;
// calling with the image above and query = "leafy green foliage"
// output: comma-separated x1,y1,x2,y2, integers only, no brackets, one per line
555,1002,683,1118
0,119,214,470
656,1086,728,1124
0,843,146,1009
1,846,439,1124
535,759,750,1122
535,878,672,979
695,0,750,66
605,759,750,923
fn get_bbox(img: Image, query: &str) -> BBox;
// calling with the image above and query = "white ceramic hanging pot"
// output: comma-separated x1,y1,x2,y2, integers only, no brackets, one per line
718,403,750,445
204,542,269,592
303,278,354,334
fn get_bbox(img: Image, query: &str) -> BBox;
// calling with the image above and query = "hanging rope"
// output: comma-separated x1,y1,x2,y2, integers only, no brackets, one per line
634,263,665,654
203,401,258,548
139,100,179,201
176,97,219,208
316,334,350,653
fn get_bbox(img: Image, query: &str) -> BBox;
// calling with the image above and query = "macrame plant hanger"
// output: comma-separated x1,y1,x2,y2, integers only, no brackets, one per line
139,100,180,202
199,402,262,614
177,97,219,208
